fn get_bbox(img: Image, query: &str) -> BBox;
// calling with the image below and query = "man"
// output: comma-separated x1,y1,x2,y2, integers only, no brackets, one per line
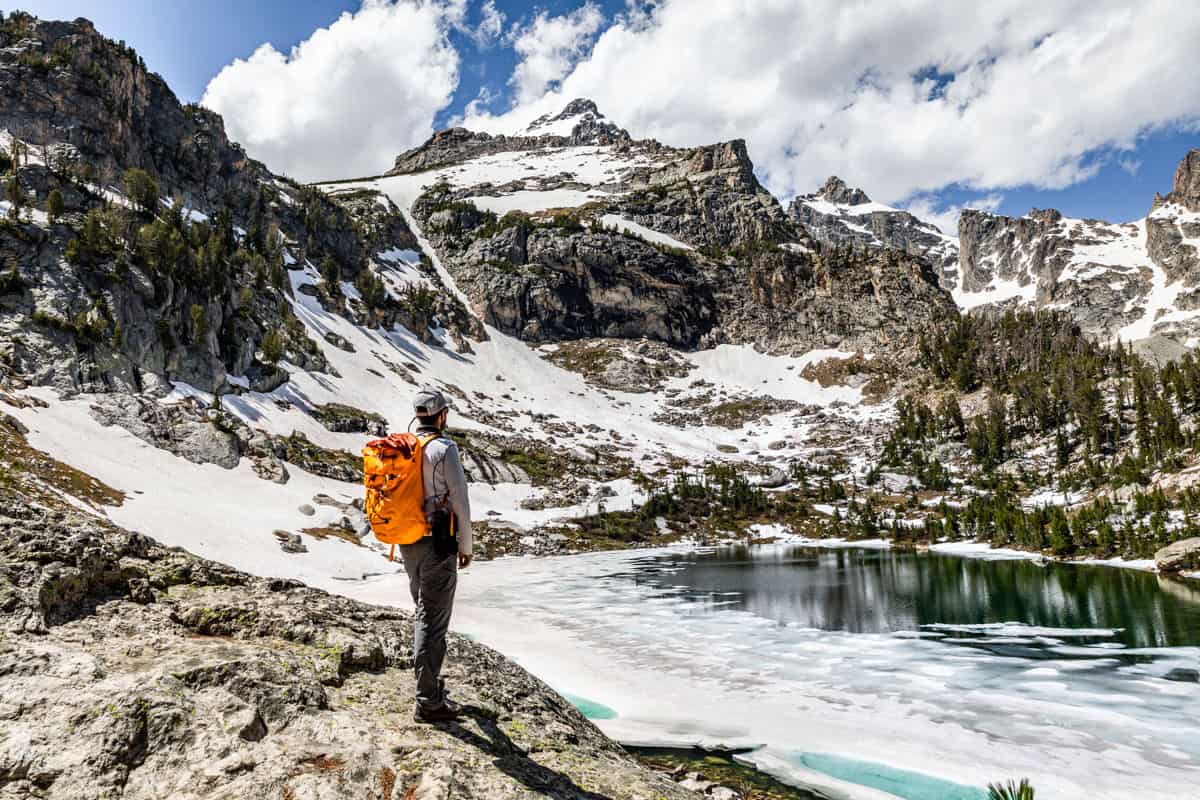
399,386,473,723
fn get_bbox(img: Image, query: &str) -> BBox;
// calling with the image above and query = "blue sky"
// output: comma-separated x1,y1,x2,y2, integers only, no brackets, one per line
933,126,1196,225
6,1,1198,227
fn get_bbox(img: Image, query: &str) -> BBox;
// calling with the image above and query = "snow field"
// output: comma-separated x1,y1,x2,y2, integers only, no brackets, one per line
5,164,875,596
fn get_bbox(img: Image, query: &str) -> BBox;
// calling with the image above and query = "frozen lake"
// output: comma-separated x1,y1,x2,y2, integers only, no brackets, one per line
443,544,1200,800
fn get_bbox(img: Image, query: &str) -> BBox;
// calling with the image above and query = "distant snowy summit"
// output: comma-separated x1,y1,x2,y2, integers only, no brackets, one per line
386,98,631,176
789,176,961,292
519,98,630,144
798,147,1200,352
957,147,1200,350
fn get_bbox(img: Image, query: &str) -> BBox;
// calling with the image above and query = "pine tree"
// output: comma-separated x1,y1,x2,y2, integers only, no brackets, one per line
320,256,341,288
260,329,284,365
123,168,160,214
46,188,64,223
4,173,21,219
190,304,209,341
1055,428,1070,470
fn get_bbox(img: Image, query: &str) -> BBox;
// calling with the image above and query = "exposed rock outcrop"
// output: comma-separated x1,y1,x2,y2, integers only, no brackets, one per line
542,338,692,393
1169,148,1200,212
89,393,242,468
617,138,801,249
789,177,960,291
413,194,718,346
0,501,697,800
720,245,957,357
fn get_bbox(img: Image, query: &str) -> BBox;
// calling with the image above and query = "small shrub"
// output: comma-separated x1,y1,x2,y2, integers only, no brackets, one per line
4,174,22,218
190,304,209,340
0,266,23,295
988,779,1035,800
400,285,437,316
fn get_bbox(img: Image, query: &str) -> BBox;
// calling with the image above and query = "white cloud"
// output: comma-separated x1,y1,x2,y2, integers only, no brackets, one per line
469,0,505,47
1118,157,1143,176
467,0,1200,205
903,194,1005,237
201,0,461,181
460,86,499,122
508,3,605,105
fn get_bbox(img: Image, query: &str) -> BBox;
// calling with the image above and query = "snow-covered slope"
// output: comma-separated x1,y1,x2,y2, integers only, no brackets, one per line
8,228,877,587
5,110,884,583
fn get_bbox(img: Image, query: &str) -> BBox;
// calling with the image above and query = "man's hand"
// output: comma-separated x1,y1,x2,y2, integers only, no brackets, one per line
458,552,473,569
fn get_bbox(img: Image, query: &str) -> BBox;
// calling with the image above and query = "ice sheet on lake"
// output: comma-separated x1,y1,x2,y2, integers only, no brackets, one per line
387,545,1200,800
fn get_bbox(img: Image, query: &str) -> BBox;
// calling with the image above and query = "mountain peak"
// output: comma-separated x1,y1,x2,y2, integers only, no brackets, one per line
558,97,601,118
521,98,629,143
814,176,872,205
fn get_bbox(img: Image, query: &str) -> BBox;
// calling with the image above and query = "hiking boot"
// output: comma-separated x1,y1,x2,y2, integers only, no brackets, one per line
414,699,461,723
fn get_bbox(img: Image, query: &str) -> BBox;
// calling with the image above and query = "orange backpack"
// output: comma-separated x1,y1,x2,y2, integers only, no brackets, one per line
362,432,437,561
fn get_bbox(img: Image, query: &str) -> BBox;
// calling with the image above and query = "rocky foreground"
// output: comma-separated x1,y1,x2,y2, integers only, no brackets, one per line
0,501,697,800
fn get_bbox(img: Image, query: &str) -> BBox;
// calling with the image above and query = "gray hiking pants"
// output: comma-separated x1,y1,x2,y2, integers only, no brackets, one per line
398,537,458,710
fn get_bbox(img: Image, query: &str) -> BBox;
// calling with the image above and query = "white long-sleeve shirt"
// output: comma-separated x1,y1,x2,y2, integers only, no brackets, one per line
418,428,473,556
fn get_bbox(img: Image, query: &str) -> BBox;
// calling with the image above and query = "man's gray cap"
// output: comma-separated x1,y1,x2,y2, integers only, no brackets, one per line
413,386,451,416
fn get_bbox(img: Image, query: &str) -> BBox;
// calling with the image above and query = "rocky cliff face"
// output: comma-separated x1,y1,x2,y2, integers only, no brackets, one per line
955,208,1156,343
0,17,254,212
1169,148,1200,212
391,101,954,361
721,245,955,356
414,192,717,346
789,177,960,291
615,138,799,250
957,148,1200,346
0,14,480,397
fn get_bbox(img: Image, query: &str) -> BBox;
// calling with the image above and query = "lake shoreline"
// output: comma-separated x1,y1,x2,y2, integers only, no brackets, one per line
626,744,830,800
478,523,1200,583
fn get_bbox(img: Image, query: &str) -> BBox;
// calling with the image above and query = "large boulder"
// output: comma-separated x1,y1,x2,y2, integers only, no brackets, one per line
89,394,241,469
1155,537,1200,573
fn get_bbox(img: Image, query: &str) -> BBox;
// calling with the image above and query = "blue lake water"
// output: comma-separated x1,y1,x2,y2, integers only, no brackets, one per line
459,544,1200,799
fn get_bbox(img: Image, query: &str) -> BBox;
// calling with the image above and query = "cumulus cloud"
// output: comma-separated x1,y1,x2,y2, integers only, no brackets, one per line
202,0,461,181
466,0,1200,206
508,3,605,105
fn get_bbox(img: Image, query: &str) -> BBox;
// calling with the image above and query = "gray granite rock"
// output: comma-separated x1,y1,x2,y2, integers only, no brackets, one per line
0,501,697,800
790,176,960,291
1155,537,1200,573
